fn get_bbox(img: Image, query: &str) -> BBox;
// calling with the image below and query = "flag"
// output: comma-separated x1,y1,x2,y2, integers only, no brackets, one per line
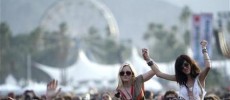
191,13,213,67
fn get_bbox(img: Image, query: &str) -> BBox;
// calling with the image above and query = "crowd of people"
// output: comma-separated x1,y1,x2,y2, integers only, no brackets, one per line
1,40,230,100
1,88,230,100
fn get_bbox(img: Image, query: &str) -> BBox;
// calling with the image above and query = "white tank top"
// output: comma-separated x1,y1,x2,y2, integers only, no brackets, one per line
178,76,206,100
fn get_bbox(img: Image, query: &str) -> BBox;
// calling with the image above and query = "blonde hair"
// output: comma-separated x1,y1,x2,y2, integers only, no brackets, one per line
116,63,137,89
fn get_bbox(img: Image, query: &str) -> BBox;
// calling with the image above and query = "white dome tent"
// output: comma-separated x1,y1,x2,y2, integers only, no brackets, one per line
66,50,119,83
35,49,120,93
35,63,61,81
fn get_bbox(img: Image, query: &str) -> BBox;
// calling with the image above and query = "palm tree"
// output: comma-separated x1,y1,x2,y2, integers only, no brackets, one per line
179,6,192,35
0,22,12,82
179,6,192,53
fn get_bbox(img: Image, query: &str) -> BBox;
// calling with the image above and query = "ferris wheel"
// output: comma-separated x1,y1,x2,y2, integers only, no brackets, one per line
39,0,119,39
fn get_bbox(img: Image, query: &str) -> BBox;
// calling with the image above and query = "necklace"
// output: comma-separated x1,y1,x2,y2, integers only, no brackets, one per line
124,87,132,100
188,86,193,91
186,86,194,100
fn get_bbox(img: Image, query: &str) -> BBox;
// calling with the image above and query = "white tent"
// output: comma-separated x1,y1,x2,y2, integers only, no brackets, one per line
5,74,18,85
0,74,22,95
35,63,61,81
35,49,120,87
23,83,47,95
0,84,22,93
66,50,119,83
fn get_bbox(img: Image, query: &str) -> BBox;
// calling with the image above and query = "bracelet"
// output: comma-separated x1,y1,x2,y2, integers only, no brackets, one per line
147,61,153,66
202,48,207,54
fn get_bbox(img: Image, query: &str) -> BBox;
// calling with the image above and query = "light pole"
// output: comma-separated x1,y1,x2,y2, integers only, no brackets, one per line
27,54,31,85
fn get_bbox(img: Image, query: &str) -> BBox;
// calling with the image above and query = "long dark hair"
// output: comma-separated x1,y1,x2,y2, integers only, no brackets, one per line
175,55,201,86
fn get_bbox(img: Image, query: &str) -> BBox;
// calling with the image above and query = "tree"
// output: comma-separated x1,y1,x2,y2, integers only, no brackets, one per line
179,6,191,31
205,68,226,90
179,6,192,53
227,20,230,34
30,27,44,52
143,22,186,62
0,22,12,83
82,26,131,64
0,22,12,48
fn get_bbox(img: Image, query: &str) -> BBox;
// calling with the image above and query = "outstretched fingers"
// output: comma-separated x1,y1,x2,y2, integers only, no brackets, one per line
142,48,150,61
46,79,61,99
200,40,208,47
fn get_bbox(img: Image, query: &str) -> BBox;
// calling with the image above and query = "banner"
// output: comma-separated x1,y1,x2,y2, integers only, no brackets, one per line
191,13,213,66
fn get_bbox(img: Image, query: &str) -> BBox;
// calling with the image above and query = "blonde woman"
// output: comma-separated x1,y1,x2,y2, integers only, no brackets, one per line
113,58,156,100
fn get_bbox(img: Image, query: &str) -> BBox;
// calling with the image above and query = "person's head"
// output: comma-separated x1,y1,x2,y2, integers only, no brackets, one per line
144,90,154,99
163,90,178,100
24,90,36,100
41,95,46,100
63,95,72,100
117,63,137,89
7,92,15,99
224,92,230,99
72,96,82,100
175,55,201,85
102,92,112,100
204,94,220,100
23,90,41,100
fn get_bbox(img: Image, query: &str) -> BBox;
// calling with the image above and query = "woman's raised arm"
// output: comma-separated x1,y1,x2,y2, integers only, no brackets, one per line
142,48,176,81
199,40,211,87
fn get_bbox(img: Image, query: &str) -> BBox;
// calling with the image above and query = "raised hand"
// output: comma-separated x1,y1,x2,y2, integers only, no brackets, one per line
142,48,150,61
200,40,208,48
46,80,61,100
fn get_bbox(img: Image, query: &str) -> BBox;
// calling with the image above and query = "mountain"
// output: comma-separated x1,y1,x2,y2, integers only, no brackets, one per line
1,0,182,47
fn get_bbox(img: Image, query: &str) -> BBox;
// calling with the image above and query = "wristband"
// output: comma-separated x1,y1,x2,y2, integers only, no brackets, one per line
202,48,207,54
147,61,153,66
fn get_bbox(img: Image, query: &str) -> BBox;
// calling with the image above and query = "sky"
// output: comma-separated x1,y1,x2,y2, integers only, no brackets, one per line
163,0,229,18
0,0,229,47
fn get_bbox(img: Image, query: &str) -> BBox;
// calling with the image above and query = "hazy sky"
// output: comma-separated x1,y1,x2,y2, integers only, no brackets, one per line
163,0,229,18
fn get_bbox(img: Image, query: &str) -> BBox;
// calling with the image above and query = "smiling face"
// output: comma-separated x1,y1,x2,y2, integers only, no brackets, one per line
117,63,137,89
181,61,191,75
175,55,201,85
119,65,133,82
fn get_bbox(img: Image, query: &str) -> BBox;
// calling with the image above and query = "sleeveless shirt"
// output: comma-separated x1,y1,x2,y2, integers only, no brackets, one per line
179,76,206,100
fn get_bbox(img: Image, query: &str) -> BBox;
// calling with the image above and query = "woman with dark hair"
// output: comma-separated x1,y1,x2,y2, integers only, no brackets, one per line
142,40,211,100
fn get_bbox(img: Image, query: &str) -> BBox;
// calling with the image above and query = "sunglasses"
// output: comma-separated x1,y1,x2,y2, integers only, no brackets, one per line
119,71,132,76
182,62,190,68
